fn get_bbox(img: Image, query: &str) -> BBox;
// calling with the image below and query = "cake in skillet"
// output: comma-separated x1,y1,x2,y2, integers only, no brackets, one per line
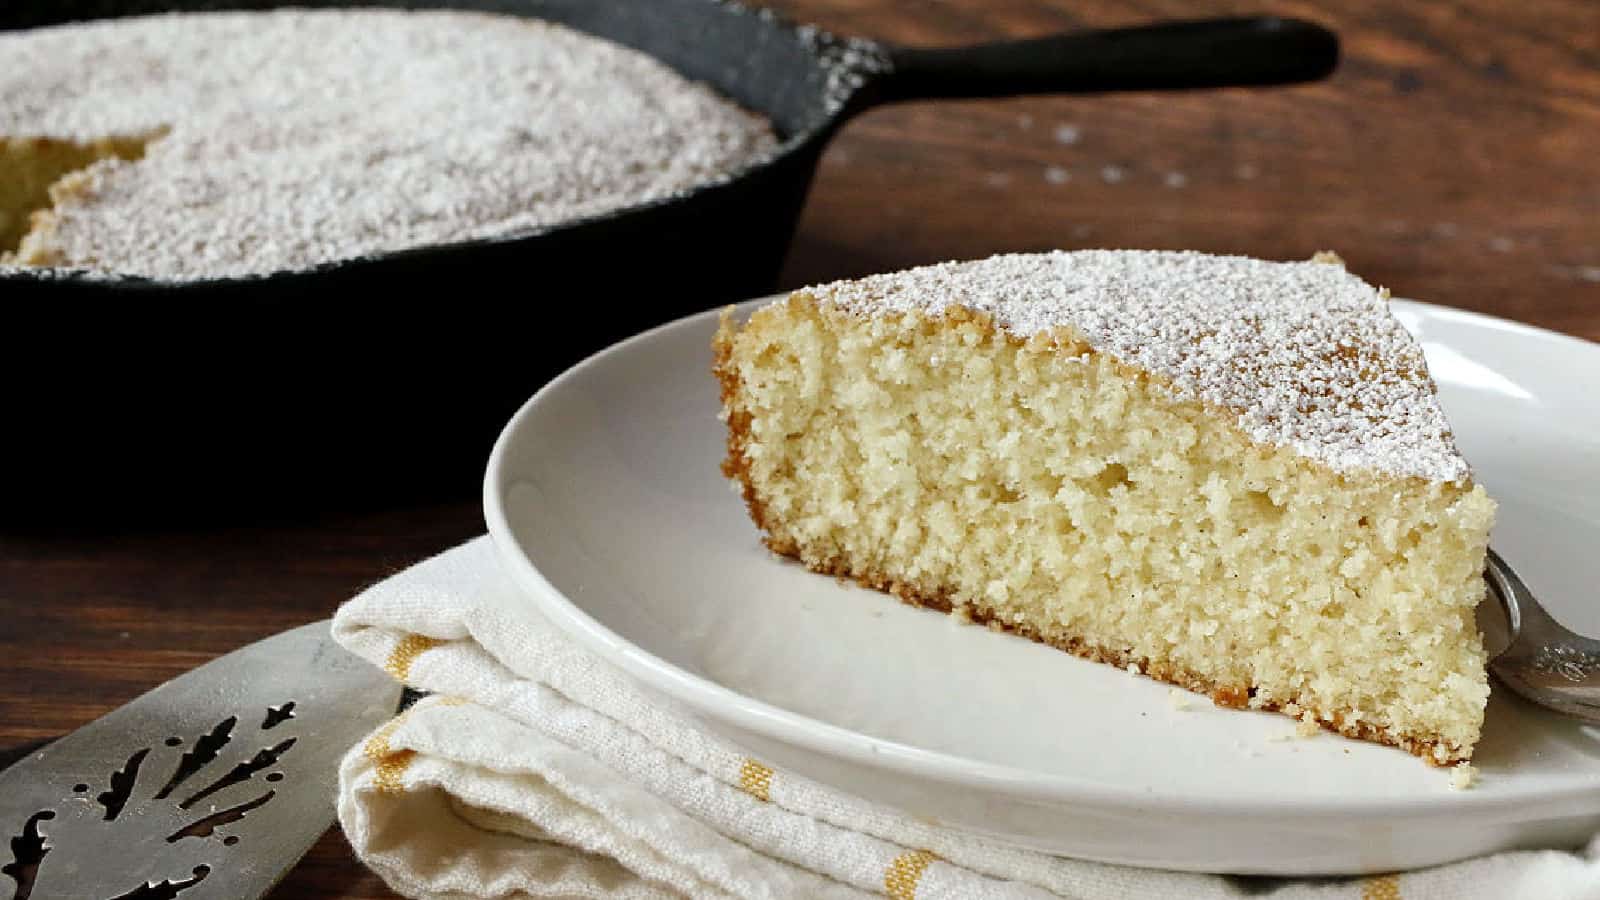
0,9,777,280
713,250,1495,764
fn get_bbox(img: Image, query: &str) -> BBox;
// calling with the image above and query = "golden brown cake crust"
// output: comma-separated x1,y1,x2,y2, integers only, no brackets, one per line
853,565,1458,765
782,537,1461,767
712,305,1465,766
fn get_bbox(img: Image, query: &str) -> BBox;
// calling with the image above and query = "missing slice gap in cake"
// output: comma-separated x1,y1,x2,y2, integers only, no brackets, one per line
0,130,166,263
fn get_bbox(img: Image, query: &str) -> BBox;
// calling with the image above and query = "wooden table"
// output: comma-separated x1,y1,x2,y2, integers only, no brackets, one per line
2,1,1595,896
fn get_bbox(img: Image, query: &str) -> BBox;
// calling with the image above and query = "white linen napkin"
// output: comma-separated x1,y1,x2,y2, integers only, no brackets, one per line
331,537,1600,900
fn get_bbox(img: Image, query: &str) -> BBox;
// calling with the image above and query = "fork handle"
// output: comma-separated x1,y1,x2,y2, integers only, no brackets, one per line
1486,549,1600,723
1487,548,1563,641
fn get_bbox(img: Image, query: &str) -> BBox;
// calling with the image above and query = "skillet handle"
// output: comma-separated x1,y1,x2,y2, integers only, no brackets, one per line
874,17,1337,103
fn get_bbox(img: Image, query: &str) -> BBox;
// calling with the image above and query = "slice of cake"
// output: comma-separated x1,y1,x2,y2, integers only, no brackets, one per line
713,250,1495,764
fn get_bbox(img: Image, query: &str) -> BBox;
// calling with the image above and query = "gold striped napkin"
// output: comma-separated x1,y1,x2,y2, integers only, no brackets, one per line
332,538,1600,899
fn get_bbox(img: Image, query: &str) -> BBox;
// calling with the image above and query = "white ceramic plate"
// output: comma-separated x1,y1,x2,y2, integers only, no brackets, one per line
484,296,1600,875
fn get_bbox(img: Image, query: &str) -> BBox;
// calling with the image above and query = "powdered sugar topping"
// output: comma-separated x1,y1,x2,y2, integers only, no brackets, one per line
0,9,778,280
809,251,1470,482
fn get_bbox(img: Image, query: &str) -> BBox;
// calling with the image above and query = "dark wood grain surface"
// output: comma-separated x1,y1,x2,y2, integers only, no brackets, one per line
2,1,1596,897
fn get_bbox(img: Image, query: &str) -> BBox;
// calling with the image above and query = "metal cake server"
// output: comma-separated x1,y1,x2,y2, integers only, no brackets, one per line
1485,549,1600,724
0,621,399,900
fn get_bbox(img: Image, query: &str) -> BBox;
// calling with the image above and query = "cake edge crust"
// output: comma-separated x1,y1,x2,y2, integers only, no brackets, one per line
713,305,1470,766
787,548,1463,766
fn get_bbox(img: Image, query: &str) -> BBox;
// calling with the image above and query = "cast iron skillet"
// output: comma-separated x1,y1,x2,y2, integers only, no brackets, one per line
0,1,1337,515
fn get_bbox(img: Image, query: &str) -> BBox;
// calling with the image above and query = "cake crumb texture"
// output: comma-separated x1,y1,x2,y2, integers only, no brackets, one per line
0,9,777,279
713,257,1494,763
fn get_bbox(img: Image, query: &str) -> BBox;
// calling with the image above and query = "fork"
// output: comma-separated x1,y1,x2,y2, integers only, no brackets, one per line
1485,548,1600,724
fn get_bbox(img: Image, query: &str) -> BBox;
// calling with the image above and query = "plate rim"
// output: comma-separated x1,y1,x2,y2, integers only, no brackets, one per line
484,294,1600,821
